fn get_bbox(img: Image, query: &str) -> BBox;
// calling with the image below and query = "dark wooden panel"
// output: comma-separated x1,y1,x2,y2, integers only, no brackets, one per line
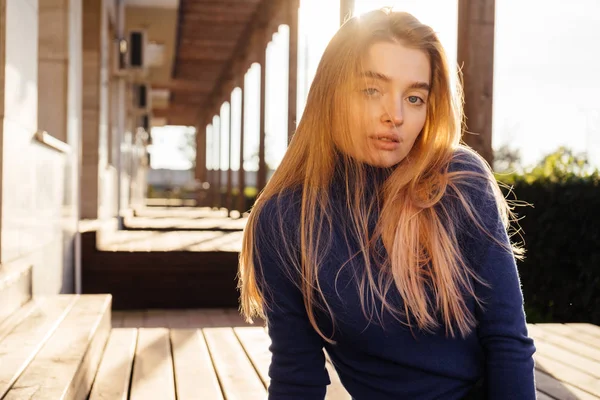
81,232,240,310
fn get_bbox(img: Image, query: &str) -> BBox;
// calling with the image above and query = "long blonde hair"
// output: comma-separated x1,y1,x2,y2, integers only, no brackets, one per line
238,9,517,342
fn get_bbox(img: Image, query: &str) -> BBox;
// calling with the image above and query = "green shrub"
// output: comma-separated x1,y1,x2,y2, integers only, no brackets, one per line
495,147,600,324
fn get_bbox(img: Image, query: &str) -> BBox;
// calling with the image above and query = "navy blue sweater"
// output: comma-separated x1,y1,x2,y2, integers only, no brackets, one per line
253,151,536,399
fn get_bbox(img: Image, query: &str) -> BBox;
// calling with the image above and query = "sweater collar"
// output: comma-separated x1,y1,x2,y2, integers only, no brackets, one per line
330,150,391,199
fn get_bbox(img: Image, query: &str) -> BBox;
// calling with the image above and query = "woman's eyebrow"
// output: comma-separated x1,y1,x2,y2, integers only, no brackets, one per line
361,71,430,92
408,81,431,92
361,70,391,82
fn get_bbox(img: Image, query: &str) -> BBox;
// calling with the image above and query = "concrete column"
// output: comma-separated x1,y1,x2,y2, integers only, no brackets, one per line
81,0,109,219
38,0,69,143
287,0,299,144
457,0,495,166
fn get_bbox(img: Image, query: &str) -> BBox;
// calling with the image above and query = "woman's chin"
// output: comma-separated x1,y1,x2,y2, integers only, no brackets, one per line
365,151,404,168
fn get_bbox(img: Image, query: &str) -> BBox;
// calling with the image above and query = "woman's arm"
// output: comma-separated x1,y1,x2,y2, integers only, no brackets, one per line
454,152,537,399
254,197,331,399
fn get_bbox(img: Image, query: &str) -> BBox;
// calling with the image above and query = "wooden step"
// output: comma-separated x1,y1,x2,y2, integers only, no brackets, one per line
88,328,137,400
0,262,32,325
1,294,112,400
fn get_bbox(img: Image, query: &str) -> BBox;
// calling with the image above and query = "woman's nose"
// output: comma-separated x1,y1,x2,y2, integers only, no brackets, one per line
381,96,403,126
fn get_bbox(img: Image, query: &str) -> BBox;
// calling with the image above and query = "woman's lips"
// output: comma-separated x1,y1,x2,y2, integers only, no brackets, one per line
370,133,400,151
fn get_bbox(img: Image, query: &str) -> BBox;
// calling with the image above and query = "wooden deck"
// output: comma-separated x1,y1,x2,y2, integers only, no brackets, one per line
1,295,599,399
109,309,600,400
96,207,247,252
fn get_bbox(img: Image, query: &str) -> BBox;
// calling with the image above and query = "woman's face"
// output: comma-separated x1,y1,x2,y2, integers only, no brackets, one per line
338,41,431,168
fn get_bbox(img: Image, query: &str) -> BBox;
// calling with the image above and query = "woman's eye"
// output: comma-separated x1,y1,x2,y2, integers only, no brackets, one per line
407,95,425,105
362,88,381,96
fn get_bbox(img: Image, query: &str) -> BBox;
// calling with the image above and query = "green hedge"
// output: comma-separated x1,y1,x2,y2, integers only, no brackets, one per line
496,150,600,325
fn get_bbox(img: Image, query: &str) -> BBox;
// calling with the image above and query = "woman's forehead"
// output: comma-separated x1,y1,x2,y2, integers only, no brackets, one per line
359,42,431,86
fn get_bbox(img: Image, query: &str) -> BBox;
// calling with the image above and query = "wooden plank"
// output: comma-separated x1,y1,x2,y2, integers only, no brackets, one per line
322,349,351,398
535,353,600,398
0,300,37,341
233,327,271,387
0,262,32,325
4,295,112,400
257,26,268,192
130,328,176,400
203,327,266,399
144,309,168,328
236,73,246,214
537,324,600,350
171,329,224,400
567,323,600,340
528,324,600,363
111,311,125,328
0,295,77,398
202,308,232,327
536,391,556,400
325,361,352,400
121,310,145,328
249,326,349,398
187,309,214,328
166,310,191,329
535,370,598,400
89,328,137,400
533,335,600,379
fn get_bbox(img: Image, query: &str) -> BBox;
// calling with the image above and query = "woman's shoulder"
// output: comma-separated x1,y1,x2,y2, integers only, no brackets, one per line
447,146,491,176
441,147,500,221
254,186,303,232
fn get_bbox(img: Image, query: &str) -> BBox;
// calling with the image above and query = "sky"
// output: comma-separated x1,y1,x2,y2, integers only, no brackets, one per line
149,0,600,171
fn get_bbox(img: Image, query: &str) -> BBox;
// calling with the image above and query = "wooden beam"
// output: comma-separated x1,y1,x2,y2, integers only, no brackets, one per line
180,14,255,24
237,72,247,215
195,119,208,183
257,25,268,193
179,39,238,48
153,80,212,93
340,0,355,25
166,114,197,127
457,0,495,166
216,109,223,209
182,3,258,14
287,0,299,144
227,89,234,215
178,27,243,41
202,0,275,113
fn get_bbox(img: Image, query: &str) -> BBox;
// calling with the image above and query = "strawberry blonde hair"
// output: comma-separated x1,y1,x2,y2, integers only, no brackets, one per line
238,9,518,342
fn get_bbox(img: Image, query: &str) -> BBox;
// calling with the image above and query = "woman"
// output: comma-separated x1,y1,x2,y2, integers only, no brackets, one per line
238,8,536,400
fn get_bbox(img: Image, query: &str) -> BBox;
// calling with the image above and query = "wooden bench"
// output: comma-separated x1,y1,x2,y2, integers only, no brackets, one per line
0,294,111,399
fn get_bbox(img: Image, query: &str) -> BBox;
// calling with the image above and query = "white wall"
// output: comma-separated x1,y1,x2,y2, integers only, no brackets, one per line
0,0,79,295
